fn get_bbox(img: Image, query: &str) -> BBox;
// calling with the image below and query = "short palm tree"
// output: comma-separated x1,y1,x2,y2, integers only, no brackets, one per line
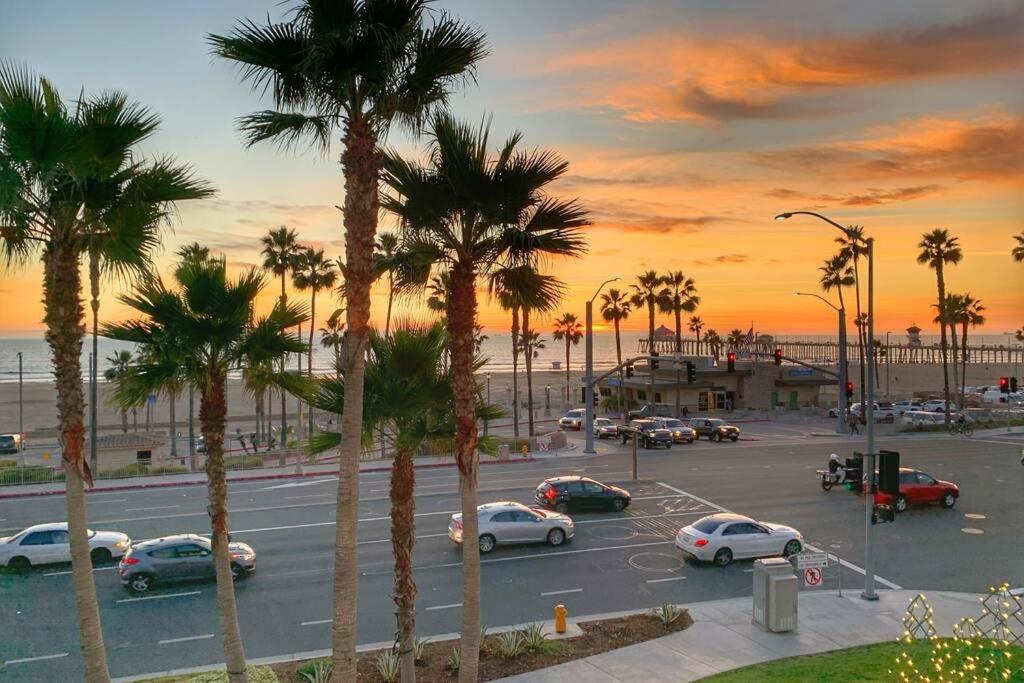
705,329,723,360
1013,232,1024,262
104,258,307,682
917,228,962,424
727,329,746,349
381,113,587,680
835,226,868,406
320,308,346,371
660,271,699,353
552,312,583,404
374,232,402,335
819,255,854,313
294,247,339,435
104,350,137,433
600,288,632,413
0,65,212,682
688,316,704,355
949,293,985,407
630,271,670,357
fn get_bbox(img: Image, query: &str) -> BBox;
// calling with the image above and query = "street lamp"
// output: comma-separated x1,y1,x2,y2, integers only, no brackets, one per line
17,351,24,457
777,210,878,602
584,277,620,454
484,373,491,436
794,292,848,434
885,331,892,399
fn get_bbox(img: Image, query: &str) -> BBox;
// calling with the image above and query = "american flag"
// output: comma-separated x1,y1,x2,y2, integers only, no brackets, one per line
744,326,754,345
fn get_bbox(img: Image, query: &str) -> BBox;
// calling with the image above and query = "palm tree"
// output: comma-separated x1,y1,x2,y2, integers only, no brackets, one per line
952,293,985,407
552,313,583,404
104,350,136,433
1013,232,1024,262
660,271,699,354
688,316,704,355
0,66,213,682
630,271,670,358
819,255,854,313
705,329,723,361
600,288,631,415
320,308,346,371
917,229,962,424
374,232,402,335
835,226,868,406
381,114,587,680
104,258,306,683
212,10,487,675
294,247,339,435
177,242,213,461
727,329,746,349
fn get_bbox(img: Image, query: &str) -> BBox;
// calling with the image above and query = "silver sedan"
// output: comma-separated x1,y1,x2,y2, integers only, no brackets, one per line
675,513,803,566
448,501,574,553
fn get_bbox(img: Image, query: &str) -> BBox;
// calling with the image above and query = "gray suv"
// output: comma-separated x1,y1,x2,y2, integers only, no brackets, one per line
118,534,256,593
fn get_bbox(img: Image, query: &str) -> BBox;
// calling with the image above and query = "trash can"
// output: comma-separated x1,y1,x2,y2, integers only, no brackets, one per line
752,557,798,632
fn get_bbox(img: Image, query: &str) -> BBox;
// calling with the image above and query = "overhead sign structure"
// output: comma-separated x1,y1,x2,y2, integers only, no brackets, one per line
803,567,823,587
796,552,829,569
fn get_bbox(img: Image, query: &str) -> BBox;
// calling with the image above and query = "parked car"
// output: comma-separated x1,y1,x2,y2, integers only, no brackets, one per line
689,417,740,442
592,417,620,439
558,409,586,430
0,523,130,571
869,468,959,513
850,402,896,423
902,410,946,426
920,399,953,413
652,417,695,443
893,400,923,415
118,534,256,593
627,403,675,420
0,433,21,455
675,513,803,566
448,502,574,554
620,419,673,449
535,476,630,513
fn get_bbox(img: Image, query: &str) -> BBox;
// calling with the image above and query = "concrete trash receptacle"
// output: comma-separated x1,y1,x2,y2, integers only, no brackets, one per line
752,557,797,632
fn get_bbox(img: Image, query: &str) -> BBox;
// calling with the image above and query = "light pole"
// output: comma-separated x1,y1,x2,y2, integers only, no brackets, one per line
17,351,24,457
885,331,892,399
484,373,491,436
585,277,620,454
795,292,847,434
777,211,878,601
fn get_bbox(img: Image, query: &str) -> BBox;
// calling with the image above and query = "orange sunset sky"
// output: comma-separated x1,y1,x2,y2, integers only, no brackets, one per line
1,1,1022,338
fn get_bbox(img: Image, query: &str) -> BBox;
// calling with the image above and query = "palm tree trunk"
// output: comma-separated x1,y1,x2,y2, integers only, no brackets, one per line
279,274,288,466
88,249,100,477
189,386,196,471
695,328,701,356
647,301,655,356
511,305,520,438
615,318,623,417
564,337,570,405
961,323,968,408
296,320,304,442
524,307,535,437
449,262,482,682
44,241,111,683
391,447,417,683
385,275,395,337
674,306,682,354
133,406,138,432
121,408,128,434
935,265,951,425
201,371,247,682
309,289,317,440
169,389,178,459
949,327,959,404
330,118,379,682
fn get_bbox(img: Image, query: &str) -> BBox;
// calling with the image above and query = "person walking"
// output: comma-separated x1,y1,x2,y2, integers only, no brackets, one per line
848,411,860,435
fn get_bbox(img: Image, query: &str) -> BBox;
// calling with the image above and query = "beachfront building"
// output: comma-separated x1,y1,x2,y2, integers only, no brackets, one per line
596,357,837,412
85,432,168,470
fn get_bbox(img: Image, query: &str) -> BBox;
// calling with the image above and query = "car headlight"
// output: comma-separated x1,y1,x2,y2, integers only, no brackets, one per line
115,540,129,549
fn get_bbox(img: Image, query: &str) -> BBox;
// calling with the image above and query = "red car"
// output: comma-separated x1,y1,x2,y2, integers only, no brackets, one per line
870,468,959,512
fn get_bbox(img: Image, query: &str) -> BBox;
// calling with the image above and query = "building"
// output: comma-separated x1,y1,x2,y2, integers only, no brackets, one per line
87,432,167,469
596,356,837,412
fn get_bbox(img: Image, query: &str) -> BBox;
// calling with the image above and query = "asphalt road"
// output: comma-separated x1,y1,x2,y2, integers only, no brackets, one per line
1,423,1021,680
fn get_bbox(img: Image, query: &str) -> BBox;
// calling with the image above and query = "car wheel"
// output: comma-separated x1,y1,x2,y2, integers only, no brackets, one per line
8,556,30,572
230,563,246,581
731,436,739,442
895,495,908,513
547,528,566,547
713,548,733,567
611,498,626,512
129,573,153,593
886,415,894,424
821,478,834,491
554,502,569,514
783,540,802,557
478,534,496,554
665,443,671,449
692,434,699,440
940,492,956,509
91,548,112,565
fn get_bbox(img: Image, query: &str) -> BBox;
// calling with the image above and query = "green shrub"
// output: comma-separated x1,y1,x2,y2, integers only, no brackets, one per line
375,650,400,683
413,635,429,663
188,665,278,682
0,466,62,486
495,631,526,660
224,453,267,470
520,622,548,651
296,658,331,680
445,647,460,673
0,459,17,468
298,659,331,683
652,603,681,624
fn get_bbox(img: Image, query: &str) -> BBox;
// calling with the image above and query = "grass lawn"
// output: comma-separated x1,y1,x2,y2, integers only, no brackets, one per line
701,639,1024,682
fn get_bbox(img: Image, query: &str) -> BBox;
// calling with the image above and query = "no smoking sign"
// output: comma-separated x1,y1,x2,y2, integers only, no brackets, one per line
803,567,823,587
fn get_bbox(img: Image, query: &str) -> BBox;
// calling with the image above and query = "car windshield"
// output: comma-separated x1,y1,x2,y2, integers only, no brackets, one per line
693,517,726,534
567,410,584,417
707,419,725,427
661,419,682,427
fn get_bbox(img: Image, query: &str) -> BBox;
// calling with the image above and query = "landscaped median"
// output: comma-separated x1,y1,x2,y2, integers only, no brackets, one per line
133,604,692,682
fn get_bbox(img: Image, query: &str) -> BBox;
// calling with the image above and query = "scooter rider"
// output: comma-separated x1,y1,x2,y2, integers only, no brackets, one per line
828,453,846,483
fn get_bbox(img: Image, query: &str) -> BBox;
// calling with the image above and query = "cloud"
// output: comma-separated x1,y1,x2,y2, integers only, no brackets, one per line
677,84,832,121
767,188,805,200
693,253,750,266
588,202,730,234
767,185,942,206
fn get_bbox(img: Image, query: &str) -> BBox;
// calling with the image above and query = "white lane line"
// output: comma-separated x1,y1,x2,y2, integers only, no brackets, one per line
646,576,686,584
44,566,117,577
630,494,688,501
117,590,201,604
159,633,215,645
359,533,447,545
575,511,707,525
301,618,333,626
540,588,582,596
232,510,459,536
5,652,70,665
124,505,180,512
87,498,128,504
368,470,635,494
654,481,903,591
285,493,334,500
425,603,462,611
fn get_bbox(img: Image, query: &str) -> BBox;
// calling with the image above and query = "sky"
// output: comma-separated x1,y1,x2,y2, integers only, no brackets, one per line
1,0,1022,338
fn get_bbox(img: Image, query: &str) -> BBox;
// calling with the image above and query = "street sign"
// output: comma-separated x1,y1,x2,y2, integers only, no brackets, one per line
787,368,813,377
803,567,823,587
147,393,158,405
796,552,828,569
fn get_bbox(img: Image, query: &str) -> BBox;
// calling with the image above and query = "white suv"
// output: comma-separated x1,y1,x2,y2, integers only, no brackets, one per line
558,409,586,430
850,402,896,423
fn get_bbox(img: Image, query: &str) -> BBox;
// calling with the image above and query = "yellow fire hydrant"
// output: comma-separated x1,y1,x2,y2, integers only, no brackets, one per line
554,604,567,634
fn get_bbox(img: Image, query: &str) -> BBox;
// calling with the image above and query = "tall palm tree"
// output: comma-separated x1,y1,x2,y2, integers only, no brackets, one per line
1013,232,1024,262
320,307,346,371
552,312,583,404
630,271,669,358
374,232,402,335
688,316,704,355
952,293,985,407
294,247,339,435
660,271,699,353
0,66,213,682
600,288,631,414
104,258,306,683
819,255,854,313
177,242,213,461
212,9,486,675
705,329,723,361
104,350,136,433
917,228,962,425
381,114,587,680
835,226,868,407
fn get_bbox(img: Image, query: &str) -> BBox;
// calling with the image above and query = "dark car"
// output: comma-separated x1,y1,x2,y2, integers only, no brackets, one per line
621,419,673,449
118,534,256,593
627,403,674,420
535,476,631,513
689,417,740,442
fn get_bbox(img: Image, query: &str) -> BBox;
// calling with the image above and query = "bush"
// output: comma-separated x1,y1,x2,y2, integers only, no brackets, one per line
0,466,62,486
413,635,429,663
298,659,331,683
496,436,531,452
445,647,460,673
0,459,17,468
520,622,548,651
375,650,400,682
652,603,681,624
495,631,526,660
189,665,278,682
224,453,267,470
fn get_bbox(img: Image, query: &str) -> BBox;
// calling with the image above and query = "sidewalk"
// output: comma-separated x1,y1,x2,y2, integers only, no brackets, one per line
495,589,982,682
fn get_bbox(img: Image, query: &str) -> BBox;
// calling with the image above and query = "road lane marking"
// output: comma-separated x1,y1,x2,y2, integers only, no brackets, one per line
301,619,333,626
257,478,337,491
646,576,686,584
117,590,201,604
540,588,582,596
124,505,180,512
5,652,69,665
44,566,117,577
159,633,215,645
87,498,128,504
285,493,335,500
629,494,689,501
654,482,726,513
359,533,447,545
425,603,462,611
368,470,636,494
231,510,459,536
575,511,707,525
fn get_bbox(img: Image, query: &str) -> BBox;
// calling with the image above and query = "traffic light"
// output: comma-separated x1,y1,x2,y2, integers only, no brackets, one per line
774,349,782,365
650,351,659,371
999,376,1010,393
686,361,697,384
1012,377,1019,392
845,381,854,399
878,450,900,496
726,352,736,373
625,362,634,379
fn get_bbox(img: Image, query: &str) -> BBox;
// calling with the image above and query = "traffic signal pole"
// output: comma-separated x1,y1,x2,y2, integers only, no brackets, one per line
862,237,878,601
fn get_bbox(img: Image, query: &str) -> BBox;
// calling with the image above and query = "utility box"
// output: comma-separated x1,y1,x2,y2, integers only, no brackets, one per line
752,557,798,632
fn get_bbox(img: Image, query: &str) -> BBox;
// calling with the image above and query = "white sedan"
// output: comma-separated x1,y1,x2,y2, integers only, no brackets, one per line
0,522,131,571
675,513,803,566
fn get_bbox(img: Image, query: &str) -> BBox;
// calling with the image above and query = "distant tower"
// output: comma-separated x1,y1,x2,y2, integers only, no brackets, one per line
906,323,922,363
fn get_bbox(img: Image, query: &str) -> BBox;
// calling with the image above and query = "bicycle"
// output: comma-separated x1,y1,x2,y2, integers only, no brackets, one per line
947,422,973,437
